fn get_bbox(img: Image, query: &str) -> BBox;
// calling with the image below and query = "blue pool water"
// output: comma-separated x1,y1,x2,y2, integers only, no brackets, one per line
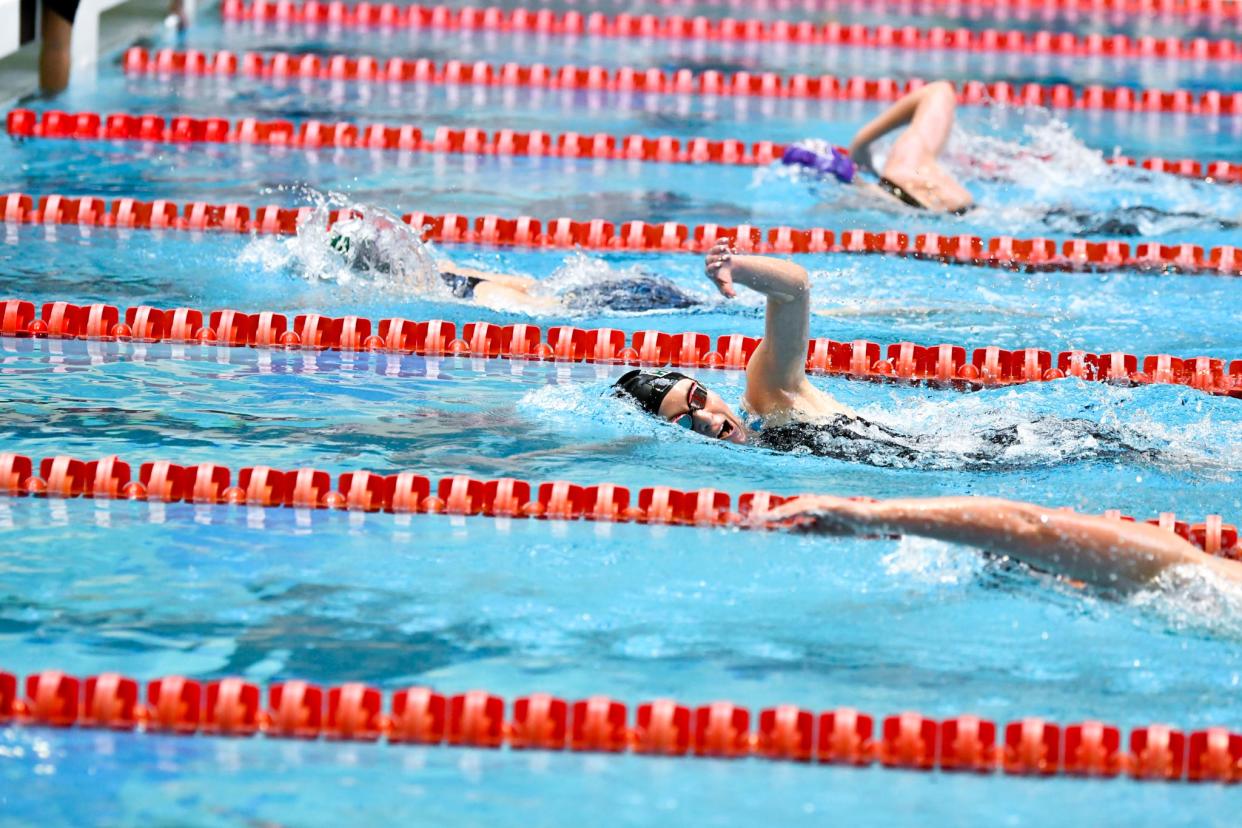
3,0,1242,823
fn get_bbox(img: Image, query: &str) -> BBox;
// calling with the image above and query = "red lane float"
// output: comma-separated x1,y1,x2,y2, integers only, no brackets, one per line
811,0,1242,20
5,192,1242,283
5,109,780,168
119,48,1242,117
219,2,1242,65
10,109,1241,186
274,0,1242,24
517,0,1242,21
4,667,1242,782
2,451,1240,558
5,296,1242,399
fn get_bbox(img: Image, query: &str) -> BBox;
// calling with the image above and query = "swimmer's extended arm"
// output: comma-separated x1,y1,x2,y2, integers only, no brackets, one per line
705,240,810,389
761,494,1242,590
848,81,957,173
440,263,539,291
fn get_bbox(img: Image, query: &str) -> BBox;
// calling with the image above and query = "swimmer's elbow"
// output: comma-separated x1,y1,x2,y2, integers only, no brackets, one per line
925,80,957,105
781,262,810,301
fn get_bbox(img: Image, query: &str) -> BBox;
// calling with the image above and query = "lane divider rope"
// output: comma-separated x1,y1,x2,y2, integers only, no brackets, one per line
218,1,1242,64
725,0,1242,20
10,108,1240,186
7,191,1242,283
120,48,1242,118
2,668,1241,781
1,452,1238,554
376,0,1242,23
3,297,1241,398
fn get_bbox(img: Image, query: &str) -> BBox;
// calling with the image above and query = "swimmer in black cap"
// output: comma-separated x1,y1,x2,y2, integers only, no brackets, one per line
613,242,1141,467
783,81,974,215
614,241,859,447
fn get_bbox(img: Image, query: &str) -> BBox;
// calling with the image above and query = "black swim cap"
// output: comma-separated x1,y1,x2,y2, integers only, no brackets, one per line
612,369,692,416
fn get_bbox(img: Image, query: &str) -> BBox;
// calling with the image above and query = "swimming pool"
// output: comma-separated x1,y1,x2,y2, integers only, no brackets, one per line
3,0,1242,823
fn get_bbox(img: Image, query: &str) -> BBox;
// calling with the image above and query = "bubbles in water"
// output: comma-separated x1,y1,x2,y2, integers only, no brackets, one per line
881,536,984,587
1130,564,1242,638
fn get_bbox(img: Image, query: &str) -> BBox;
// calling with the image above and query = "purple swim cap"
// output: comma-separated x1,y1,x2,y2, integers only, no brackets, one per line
780,145,856,184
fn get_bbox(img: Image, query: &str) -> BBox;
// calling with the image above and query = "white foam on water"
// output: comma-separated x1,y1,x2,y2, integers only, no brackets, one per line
843,382,1242,473
779,108,1242,232
1130,564,1242,638
881,536,984,587
238,188,446,297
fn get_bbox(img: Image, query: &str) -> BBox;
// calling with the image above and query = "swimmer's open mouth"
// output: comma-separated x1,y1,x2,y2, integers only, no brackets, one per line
717,420,735,440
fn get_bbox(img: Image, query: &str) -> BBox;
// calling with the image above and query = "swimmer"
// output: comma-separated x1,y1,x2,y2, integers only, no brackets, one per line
328,220,700,315
611,241,1140,467
782,81,973,215
760,493,1242,592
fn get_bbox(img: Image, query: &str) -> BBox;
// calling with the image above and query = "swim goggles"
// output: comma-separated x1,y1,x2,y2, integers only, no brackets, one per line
669,380,709,429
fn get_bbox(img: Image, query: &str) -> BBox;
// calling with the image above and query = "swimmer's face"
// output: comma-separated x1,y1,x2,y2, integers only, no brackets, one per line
657,378,747,444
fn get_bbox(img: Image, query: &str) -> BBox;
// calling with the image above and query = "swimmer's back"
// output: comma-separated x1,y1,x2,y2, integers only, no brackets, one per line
559,275,699,312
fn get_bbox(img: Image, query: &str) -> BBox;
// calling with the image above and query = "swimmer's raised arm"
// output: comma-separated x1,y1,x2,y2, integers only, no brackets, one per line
705,240,811,390
761,494,1242,591
848,81,957,172
847,81,972,213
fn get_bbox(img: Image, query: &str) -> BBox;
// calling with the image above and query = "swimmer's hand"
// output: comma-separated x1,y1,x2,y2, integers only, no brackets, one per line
705,239,737,298
754,494,875,535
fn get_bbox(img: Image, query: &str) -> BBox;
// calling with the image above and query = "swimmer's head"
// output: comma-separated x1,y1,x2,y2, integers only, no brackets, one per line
612,369,747,444
781,144,856,184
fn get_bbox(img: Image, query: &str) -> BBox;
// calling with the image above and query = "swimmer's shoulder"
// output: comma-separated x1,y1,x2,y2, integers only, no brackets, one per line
741,383,859,428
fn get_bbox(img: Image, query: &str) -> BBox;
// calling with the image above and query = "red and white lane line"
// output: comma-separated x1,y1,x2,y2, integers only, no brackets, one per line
220,1,1242,64
10,109,1240,186
2,452,1238,552
120,48,1242,118
6,192,1242,282
468,0,1242,22
3,297,1240,398
3,668,1240,780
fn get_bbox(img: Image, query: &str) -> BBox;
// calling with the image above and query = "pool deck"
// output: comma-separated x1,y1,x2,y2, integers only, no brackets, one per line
0,0,166,108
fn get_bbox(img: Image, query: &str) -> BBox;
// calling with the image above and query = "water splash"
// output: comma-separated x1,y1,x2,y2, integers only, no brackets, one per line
1130,564,1242,638
238,189,445,297
238,192,711,315
847,382,1242,473
515,375,1189,472
956,112,1242,235
542,251,714,316
775,110,1242,235
881,536,984,587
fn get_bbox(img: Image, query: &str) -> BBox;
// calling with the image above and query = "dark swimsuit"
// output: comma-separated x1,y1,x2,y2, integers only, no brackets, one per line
439,271,483,300
877,176,973,217
560,276,699,312
753,414,1144,469
439,272,698,310
45,0,82,23
1041,206,1239,237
